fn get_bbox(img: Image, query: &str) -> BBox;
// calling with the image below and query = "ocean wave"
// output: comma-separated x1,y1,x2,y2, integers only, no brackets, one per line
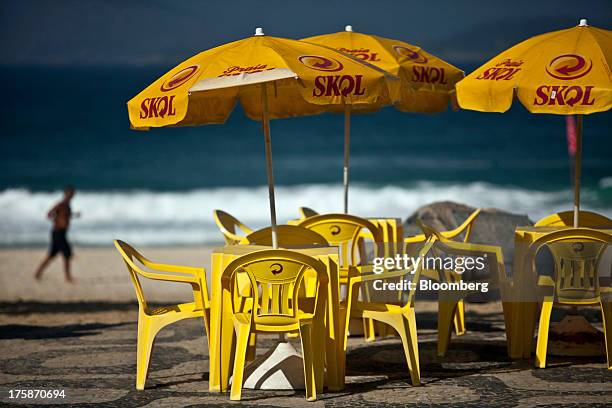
0,183,610,246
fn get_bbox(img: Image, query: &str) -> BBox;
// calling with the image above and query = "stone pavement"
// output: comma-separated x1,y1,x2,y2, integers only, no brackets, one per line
0,302,610,407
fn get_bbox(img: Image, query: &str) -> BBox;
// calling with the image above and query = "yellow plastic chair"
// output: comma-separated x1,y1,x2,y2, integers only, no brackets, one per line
535,210,612,227
114,240,210,390
213,210,253,245
343,234,439,385
299,207,319,219
240,225,328,247
222,250,329,401
523,229,612,369
298,214,383,340
416,221,512,357
404,209,482,337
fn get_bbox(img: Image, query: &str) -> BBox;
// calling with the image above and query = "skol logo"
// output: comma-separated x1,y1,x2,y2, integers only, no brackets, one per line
392,45,428,64
411,66,447,84
330,225,341,236
532,54,595,106
270,263,283,275
160,65,199,92
139,95,177,119
219,64,273,77
312,75,366,97
299,55,344,72
533,85,595,106
545,54,592,80
476,59,523,81
338,47,381,62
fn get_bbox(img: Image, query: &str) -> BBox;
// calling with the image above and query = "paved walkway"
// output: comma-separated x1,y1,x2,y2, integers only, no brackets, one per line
0,302,610,407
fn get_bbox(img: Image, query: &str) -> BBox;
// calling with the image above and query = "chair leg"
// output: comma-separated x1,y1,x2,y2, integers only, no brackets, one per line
501,301,514,357
600,301,612,370
136,316,156,390
368,311,421,386
402,308,421,386
230,323,251,401
363,318,376,342
535,297,553,368
299,322,317,401
377,321,394,338
246,332,257,362
453,300,466,336
437,301,456,357
311,315,327,394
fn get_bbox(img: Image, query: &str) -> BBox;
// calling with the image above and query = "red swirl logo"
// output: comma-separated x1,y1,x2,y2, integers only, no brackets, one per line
160,65,199,92
298,55,344,72
392,45,428,64
545,54,592,80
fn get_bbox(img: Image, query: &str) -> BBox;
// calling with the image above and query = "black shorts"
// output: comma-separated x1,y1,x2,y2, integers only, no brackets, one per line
49,229,72,258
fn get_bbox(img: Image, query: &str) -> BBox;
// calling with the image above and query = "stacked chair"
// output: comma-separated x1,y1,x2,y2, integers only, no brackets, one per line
297,214,384,340
523,228,612,369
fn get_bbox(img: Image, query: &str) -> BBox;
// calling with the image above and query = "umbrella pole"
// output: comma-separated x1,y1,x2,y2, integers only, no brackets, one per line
261,82,278,248
343,105,351,214
573,114,583,228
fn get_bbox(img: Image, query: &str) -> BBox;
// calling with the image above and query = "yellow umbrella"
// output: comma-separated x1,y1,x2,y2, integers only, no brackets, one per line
456,19,612,226
128,28,399,247
303,26,464,213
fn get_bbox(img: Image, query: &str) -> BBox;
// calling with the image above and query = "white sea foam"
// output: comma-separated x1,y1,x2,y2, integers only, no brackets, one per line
0,183,609,246
600,177,612,189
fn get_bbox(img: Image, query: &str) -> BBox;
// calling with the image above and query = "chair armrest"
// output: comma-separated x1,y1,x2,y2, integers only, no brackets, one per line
537,275,555,287
141,260,204,276
137,268,202,285
404,209,481,244
349,268,415,284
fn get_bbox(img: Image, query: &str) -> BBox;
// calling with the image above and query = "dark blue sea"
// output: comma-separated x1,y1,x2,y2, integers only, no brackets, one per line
1,66,611,245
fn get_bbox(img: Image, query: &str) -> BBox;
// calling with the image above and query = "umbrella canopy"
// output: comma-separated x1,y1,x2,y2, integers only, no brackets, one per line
127,28,400,247
456,19,612,226
303,26,464,113
303,26,464,212
128,29,399,128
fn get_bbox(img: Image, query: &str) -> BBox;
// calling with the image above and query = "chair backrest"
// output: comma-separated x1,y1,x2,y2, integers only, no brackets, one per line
213,210,253,245
299,207,319,219
535,211,612,227
222,250,328,328
114,240,151,310
240,225,329,247
298,213,383,266
525,229,611,303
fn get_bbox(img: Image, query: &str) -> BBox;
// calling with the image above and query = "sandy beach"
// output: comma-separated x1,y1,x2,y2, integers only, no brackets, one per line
0,246,217,304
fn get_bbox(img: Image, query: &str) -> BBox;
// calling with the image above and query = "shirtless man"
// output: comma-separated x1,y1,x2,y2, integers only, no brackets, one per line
34,186,79,282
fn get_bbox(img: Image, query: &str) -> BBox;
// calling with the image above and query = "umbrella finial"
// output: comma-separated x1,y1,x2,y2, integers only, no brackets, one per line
579,18,588,26
345,25,353,32
255,27,265,36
